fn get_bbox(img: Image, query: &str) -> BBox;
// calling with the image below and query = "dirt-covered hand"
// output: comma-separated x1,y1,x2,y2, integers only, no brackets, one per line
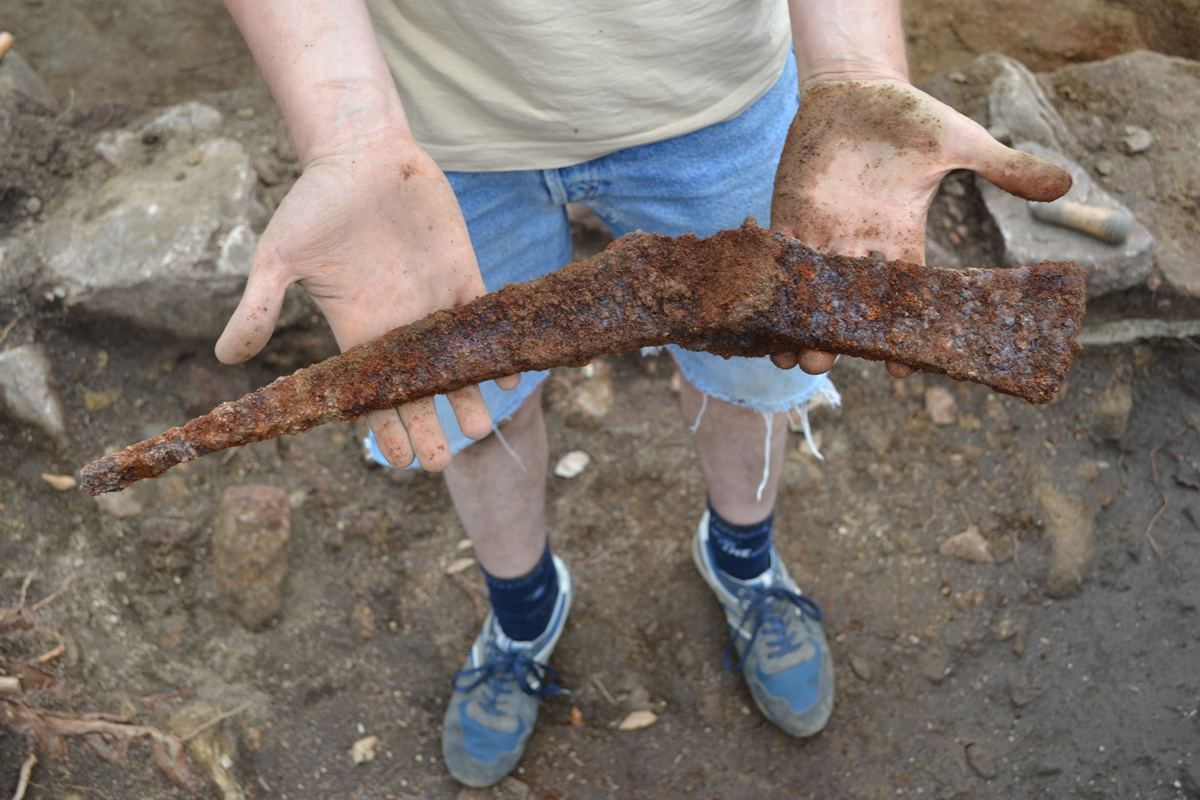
215,134,517,471
769,78,1072,377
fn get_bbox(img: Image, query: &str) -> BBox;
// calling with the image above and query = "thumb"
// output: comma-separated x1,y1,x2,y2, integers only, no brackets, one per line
966,132,1073,203
215,252,290,365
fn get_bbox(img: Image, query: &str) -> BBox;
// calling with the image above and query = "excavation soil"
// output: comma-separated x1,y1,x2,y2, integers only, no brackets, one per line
2,2,1199,799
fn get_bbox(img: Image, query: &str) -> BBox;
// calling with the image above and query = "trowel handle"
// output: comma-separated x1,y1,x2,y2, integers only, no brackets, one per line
1029,199,1134,244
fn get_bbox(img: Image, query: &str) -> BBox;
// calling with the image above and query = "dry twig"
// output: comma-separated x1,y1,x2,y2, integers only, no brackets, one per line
12,573,34,615
1144,424,1190,559
34,634,65,664
31,573,77,613
138,688,195,711
590,675,619,706
179,700,251,742
0,315,21,348
12,751,36,800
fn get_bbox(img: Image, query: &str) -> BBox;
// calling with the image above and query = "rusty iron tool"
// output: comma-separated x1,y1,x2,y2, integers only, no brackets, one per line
79,219,1086,495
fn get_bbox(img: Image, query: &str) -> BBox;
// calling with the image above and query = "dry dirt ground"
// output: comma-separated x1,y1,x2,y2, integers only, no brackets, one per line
2,2,1200,799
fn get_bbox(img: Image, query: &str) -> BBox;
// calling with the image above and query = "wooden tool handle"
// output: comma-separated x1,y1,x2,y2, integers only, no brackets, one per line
1029,199,1134,244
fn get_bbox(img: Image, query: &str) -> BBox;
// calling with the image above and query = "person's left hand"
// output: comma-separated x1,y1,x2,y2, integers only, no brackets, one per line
769,78,1072,378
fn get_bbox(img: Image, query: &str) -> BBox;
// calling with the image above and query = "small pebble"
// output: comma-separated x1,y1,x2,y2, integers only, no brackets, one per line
940,526,993,563
849,654,872,681
1119,125,1153,155
236,106,256,120
924,386,958,425
23,196,41,215
186,150,203,166
553,450,591,478
966,742,999,779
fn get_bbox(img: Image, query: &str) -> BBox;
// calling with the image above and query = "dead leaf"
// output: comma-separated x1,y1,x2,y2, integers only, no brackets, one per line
444,557,476,576
351,735,378,765
617,710,657,731
41,473,77,491
570,707,583,727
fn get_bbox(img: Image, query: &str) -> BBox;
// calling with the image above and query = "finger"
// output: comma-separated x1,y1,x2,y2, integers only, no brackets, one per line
398,397,453,472
215,251,289,364
771,352,799,370
367,408,415,468
496,374,521,391
886,361,917,378
446,384,494,441
797,350,837,375
968,133,1072,203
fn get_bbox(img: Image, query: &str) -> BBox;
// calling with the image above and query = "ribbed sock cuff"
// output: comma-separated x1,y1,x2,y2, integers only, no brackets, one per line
481,541,559,643
707,502,774,581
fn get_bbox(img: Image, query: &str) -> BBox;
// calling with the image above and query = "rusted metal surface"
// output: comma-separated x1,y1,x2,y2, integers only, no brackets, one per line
79,219,1085,495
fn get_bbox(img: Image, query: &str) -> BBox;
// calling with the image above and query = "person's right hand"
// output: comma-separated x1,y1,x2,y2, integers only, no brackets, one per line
215,131,518,471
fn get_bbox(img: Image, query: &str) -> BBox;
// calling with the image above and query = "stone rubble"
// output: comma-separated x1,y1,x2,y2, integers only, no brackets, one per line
0,343,66,439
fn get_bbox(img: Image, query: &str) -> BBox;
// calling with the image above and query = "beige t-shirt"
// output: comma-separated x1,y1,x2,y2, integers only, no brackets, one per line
367,0,792,172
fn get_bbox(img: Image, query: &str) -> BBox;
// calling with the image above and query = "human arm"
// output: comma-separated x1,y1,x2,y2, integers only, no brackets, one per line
216,0,517,471
771,0,1072,376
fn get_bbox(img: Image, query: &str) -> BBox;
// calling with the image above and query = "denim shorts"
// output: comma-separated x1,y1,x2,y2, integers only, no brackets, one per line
366,51,835,467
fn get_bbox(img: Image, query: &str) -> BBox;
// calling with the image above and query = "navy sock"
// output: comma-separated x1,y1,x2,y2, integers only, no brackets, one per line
707,502,774,580
482,542,560,643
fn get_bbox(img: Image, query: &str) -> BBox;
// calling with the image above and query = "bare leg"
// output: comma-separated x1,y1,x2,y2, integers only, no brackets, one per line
443,384,548,579
679,376,789,525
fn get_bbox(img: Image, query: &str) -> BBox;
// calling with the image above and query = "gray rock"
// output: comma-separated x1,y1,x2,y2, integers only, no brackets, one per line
93,129,142,168
978,141,1154,298
0,50,59,113
141,101,223,142
965,742,999,779
40,137,268,340
93,490,144,519
917,645,953,684
849,654,872,681
1007,665,1038,707
499,776,531,799
1038,484,1096,598
213,485,291,630
0,344,66,438
1118,125,1154,155
985,54,1077,154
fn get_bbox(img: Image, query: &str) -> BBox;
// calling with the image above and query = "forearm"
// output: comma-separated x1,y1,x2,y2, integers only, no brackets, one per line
223,0,411,164
787,0,908,89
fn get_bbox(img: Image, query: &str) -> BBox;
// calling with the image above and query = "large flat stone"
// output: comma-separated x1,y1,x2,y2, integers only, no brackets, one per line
977,141,1154,297
39,133,260,339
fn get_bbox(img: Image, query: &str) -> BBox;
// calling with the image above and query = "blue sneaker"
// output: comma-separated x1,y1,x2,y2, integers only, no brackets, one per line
692,511,834,737
442,555,573,787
